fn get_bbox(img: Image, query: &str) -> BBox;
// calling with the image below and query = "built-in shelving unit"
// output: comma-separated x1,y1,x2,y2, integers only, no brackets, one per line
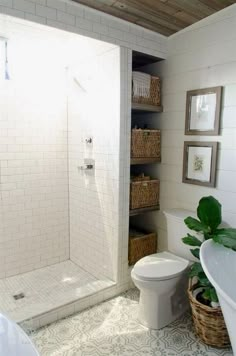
130,157,161,165
129,205,160,216
132,102,163,113
128,50,164,265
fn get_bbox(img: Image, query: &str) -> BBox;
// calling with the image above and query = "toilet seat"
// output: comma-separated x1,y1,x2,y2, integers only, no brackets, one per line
132,251,189,281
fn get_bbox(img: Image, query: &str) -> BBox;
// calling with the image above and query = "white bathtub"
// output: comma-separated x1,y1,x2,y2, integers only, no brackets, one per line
200,240,236,355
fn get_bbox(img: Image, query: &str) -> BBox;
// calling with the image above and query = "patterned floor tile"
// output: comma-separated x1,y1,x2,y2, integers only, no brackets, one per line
30,289,233,356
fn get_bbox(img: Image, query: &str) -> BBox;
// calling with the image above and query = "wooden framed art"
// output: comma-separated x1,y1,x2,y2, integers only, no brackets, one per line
182,141,218,187
185,86,222,135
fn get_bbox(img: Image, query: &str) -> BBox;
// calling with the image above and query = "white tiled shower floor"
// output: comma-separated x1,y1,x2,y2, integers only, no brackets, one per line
0,261,114,323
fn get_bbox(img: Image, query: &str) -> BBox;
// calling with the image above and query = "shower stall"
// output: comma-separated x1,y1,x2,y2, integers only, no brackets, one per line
0,14,126,329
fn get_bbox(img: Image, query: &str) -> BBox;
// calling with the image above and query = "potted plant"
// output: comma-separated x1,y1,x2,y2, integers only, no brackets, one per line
182,195,236,348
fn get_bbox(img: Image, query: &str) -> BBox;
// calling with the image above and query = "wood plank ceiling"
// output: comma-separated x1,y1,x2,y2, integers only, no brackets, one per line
72,0,236,36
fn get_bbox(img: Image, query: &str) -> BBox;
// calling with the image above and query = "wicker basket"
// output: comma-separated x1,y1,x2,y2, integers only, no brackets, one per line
132,75,161,106
188,279,230,348
131,174,150,182
130,178,159,210
131,129,161,159
129,229,157,265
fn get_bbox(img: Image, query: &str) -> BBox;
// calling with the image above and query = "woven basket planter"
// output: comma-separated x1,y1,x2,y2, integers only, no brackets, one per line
129,229,157,265
132,75,161,106
131,129,161,159
188,280,230,348
130,179,160,210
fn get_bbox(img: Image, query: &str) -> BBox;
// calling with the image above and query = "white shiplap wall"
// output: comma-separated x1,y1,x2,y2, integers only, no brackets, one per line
145,4,236,250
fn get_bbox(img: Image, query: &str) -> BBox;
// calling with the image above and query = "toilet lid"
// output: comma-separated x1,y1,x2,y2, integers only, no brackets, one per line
132,252,189,281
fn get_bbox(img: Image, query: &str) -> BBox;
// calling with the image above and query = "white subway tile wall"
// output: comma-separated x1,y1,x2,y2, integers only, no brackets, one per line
0,3,136,316
0,0,166,296
0,0,162,327
0,0,167,283
68,47,121,281
0,32,69,278
0,14,133,310
118,48,132,285
0,0,167,59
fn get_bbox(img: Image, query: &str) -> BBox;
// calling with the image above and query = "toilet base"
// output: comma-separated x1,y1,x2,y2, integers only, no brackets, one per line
135,271,189,330
138,287,189,329
131,251,190,330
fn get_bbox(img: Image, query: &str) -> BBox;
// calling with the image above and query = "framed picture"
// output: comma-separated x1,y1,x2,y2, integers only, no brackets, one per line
182,141,218,187
185,86,222,135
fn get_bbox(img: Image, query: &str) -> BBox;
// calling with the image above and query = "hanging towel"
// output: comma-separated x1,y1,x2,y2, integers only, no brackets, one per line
132,71,151,98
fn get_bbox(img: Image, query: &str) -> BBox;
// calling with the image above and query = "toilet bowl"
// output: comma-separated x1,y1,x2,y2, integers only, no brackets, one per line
131,209,195,330
131,251,189,329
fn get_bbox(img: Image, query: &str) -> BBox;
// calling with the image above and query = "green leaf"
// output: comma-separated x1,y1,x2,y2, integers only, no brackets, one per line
197,196,221,231
189,262,204,278
202,287,211,301
198,272,211,287
190,248,200,259
184,217,207,233
210,288,219,303
202,287,218,303
203,232,212,240
182,234,202,247
213,228,236,250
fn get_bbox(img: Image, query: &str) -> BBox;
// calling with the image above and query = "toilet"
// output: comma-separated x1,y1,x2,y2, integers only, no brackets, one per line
131,209,195,330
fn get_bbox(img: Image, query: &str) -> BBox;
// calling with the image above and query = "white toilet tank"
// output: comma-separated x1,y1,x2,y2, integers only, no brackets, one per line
164,209,199,262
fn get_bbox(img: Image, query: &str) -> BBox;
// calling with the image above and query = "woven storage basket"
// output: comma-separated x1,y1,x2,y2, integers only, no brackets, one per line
131,129,161,159
129,229,157,265
188,279,230,348
132,75,161,106
131,174,150,182
130,179,159,210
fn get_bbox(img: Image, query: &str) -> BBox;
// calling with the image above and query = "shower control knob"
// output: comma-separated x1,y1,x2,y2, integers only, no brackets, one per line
85,164,93,169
